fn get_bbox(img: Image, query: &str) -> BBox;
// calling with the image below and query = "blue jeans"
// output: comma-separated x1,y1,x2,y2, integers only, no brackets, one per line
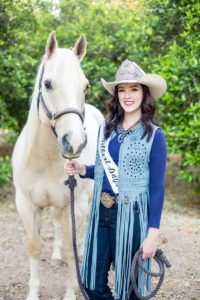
83,201,141,300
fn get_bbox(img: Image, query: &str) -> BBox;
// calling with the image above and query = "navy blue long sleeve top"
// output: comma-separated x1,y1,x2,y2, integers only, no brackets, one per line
82,128,167,228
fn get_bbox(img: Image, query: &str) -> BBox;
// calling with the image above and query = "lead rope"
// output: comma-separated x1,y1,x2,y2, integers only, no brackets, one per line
129,248,171,300
64,175,89,300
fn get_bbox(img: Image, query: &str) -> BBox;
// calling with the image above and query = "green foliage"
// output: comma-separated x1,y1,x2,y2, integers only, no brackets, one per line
55,0,145,113
0,0,199,189
144,0,200,187
0,156,12,188
0,0,55,129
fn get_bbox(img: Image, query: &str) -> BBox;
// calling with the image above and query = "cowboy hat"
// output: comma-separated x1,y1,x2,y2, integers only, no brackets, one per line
101,60,167,100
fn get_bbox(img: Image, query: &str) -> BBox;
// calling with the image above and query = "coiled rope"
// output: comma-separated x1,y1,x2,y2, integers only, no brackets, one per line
130,248,171,299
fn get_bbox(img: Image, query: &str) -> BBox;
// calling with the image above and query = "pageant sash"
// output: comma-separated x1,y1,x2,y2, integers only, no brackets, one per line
98,121,118,194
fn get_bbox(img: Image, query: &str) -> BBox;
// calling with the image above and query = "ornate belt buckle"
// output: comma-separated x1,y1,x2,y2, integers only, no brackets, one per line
100,192,114,208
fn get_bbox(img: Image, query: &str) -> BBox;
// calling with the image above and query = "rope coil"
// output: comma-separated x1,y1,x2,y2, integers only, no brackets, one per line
130,248,171,300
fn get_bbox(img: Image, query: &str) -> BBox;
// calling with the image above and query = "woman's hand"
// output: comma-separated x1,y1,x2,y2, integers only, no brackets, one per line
140,228,159,259
64,159,86,176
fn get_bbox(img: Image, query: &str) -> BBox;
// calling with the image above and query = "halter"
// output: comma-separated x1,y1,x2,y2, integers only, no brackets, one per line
37,63,85,137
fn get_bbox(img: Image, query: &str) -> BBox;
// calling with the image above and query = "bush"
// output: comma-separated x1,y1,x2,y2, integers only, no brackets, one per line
0,0,199,190
0,156,12,188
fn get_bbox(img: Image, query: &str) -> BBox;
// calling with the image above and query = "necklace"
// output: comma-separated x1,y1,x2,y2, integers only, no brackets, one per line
117,119,142,142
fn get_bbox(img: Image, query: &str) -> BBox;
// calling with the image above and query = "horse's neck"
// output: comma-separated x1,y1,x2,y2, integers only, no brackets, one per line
29,122,61,163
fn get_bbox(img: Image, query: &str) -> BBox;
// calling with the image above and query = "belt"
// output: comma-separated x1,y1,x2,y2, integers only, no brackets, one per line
100,192,118,208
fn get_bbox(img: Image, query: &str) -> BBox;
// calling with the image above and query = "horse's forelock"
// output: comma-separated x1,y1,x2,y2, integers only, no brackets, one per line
45,48,87,85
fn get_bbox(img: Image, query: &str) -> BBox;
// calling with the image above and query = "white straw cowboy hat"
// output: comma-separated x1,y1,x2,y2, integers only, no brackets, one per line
101,59,167,100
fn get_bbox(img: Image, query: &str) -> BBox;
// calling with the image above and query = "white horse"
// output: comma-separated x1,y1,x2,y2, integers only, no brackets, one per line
12,32,103,300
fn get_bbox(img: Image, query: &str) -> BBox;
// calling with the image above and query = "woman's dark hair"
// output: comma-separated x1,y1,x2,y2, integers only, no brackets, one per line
104,84,157,141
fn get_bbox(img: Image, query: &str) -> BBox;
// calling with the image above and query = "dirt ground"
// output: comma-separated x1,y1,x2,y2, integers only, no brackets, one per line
0,170,200,300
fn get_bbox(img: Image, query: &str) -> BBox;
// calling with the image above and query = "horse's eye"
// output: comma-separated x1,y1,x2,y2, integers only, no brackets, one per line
44,80,52,90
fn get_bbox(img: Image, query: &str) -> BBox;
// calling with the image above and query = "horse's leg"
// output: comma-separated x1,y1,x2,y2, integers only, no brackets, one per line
15,189,42,300
51,207,63,264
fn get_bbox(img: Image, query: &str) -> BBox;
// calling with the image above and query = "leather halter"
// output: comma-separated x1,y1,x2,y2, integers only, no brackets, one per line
37,64,85,137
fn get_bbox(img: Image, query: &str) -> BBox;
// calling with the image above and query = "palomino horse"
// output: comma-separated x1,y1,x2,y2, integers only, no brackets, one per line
12,32,103,300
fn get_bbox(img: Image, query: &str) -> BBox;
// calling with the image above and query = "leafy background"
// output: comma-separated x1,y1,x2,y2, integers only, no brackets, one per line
0,0,199,190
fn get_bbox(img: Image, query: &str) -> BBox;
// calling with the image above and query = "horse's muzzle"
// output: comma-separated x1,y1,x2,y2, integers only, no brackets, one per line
61,133,87,159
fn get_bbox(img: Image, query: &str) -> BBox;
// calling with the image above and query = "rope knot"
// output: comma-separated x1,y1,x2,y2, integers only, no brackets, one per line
64,175,77,191
156,249,171,268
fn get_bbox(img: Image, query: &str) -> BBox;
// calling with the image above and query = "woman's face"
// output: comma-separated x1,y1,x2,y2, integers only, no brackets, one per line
118,83,143,114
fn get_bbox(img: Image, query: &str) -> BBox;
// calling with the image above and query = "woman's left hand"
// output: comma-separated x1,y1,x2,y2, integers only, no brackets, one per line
140,228,159,259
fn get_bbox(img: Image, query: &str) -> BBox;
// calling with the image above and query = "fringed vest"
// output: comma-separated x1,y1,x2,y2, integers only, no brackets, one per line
81,122,159,299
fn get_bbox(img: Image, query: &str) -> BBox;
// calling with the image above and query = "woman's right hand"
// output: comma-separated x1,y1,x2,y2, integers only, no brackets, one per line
64,159,86,176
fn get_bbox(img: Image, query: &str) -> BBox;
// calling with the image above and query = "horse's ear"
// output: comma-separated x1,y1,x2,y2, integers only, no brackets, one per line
45,31,58,58
73,34,87,61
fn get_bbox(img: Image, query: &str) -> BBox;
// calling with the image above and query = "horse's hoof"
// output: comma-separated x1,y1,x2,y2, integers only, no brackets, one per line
51,258,63,266
63,296,76,300
63,289,76,300
26,294,40,300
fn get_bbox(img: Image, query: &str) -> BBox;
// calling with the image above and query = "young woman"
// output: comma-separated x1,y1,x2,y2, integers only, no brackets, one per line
64,59,167,300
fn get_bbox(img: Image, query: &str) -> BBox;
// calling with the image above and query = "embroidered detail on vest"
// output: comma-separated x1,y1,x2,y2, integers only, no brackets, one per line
81,123,159,300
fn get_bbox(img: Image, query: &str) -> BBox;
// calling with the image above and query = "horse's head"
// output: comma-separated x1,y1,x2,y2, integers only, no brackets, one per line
38,32,89,159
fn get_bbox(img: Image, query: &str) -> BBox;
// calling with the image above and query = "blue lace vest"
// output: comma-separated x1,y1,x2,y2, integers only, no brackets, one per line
81,122,159,299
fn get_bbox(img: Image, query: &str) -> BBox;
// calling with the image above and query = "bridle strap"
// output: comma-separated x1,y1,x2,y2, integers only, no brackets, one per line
38,91,53,120
53,108,84,123
37,64,45,113
37,63,85,137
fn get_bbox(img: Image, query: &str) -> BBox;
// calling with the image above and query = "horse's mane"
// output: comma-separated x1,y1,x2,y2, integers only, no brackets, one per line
12,57,45,176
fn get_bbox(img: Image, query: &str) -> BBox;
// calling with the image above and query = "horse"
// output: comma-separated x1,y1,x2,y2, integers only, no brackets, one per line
12,32,103,300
